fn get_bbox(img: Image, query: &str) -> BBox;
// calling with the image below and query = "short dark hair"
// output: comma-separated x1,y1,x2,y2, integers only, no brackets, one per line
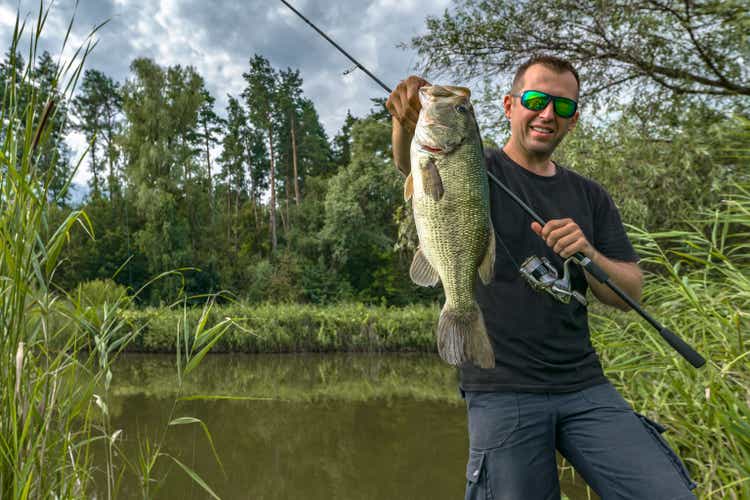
511,55,580,96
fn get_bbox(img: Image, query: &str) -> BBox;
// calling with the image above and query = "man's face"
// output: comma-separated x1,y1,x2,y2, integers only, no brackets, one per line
503,64,579,159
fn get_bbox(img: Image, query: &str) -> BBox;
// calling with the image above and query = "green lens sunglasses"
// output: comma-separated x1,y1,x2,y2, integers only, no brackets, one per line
511,90,578,118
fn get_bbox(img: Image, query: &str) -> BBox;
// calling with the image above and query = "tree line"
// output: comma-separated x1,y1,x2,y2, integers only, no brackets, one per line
1,49,432,305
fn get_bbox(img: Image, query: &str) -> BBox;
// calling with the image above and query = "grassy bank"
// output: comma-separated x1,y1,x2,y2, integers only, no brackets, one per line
117,302,436,353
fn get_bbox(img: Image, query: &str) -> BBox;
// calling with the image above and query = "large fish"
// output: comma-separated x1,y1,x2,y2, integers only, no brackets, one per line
405,85,496,369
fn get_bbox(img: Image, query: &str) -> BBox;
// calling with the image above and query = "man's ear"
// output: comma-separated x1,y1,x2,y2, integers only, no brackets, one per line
568,110,580,130
502,94,512,119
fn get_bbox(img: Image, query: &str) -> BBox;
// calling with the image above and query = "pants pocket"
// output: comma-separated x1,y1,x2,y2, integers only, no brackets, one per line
635,412,697,491
465,451,491,500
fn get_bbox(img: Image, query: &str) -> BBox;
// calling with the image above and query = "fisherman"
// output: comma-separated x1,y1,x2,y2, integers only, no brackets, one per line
386,55,697,500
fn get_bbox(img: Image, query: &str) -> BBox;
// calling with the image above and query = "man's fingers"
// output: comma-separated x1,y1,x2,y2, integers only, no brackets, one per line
400,89,420,125
546,224,577,245
406,78,424,108
540,218,570,238
387,81,408,117
533,218,593,258
387,76,428,128
553,231,583,254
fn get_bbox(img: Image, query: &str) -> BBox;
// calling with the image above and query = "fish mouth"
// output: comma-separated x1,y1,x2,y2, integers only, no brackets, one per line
420,144,445,154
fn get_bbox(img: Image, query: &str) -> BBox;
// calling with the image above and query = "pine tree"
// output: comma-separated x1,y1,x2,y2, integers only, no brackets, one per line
242,55,279,252
72,69,122,199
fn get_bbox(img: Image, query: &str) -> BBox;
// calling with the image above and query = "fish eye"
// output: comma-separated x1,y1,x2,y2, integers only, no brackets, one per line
455,104,468,114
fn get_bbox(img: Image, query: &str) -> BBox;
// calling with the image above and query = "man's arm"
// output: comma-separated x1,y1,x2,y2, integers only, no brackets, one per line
390,118,412,177
385,76,430,176
581,250,643,310
531,219,643,311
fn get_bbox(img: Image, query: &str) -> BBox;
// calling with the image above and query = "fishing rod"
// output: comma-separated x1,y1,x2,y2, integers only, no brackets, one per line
279,0,706,369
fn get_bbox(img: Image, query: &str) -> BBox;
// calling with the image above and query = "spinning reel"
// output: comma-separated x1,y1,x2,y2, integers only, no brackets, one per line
519,255,587,306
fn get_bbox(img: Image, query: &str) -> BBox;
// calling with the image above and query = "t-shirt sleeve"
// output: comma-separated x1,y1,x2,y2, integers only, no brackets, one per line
591,183,639,263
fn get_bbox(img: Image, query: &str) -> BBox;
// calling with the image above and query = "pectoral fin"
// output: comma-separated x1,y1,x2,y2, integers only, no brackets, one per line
404,173,413,201
477,224,496,285
410,248,440,287
421,160,444,201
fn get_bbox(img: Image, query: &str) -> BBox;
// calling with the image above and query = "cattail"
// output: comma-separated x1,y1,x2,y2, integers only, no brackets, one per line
15,341,24,399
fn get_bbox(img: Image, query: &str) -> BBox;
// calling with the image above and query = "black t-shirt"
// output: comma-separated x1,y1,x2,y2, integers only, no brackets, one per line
460,149,639,393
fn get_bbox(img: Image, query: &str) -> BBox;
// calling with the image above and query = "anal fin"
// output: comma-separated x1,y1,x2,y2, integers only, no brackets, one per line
409,248,440,287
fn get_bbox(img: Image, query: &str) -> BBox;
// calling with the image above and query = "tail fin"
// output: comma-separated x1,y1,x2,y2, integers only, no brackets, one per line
437,304,495,369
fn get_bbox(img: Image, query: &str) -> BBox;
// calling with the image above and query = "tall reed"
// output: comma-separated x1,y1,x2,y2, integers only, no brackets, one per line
0,6,101,497
591,181,750,498
0,6,228,498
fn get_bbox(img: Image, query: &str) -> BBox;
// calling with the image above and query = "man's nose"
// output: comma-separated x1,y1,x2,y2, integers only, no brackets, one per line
537,100,555,120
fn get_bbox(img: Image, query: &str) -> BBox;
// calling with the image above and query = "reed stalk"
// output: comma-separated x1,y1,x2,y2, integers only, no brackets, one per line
590,180,750,498
0,5,227,498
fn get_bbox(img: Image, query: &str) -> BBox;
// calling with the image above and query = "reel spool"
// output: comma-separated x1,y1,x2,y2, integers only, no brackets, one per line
519,255,587,306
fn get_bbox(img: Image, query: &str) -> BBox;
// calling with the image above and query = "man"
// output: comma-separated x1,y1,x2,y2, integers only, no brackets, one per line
386,55,697,499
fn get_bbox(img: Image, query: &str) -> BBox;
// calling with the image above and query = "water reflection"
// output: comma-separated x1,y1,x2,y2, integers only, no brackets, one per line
102,353,594,499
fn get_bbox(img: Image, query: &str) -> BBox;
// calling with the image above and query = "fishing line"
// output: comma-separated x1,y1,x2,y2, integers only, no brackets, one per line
278,0,706,369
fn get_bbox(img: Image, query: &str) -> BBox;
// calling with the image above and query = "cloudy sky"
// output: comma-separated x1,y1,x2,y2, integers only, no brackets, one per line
0,0,458,185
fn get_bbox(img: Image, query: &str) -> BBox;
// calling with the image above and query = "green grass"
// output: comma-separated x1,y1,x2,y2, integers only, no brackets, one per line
587,184,750,498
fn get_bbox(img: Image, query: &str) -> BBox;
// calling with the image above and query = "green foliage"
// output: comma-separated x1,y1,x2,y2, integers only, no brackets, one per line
0,9,233,498
0,7,103,497
558,105,749,231
412,0,749,100
588,184,750,498
118,303,437,354
75,278,129,307
71,69,122,198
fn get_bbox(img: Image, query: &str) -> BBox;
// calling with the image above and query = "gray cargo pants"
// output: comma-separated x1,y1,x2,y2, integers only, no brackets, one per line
463,382,697,499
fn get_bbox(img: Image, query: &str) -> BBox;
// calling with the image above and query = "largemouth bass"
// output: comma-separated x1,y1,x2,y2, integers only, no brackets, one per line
405,85,495,369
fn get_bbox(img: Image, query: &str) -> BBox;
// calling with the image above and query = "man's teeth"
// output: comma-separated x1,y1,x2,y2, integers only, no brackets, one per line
531,126,554,133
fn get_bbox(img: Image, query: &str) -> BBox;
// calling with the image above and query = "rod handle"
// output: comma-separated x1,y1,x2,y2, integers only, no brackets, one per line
659,327,706,368
578,253,706,369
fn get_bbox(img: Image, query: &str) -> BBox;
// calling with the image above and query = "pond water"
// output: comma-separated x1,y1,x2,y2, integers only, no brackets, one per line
99,353,595,499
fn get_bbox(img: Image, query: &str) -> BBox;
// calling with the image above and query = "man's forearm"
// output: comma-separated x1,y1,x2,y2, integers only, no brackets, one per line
584,250,643,311
392,117,412,177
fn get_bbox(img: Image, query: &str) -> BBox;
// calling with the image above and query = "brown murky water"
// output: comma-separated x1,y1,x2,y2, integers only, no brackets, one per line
98,353,595,499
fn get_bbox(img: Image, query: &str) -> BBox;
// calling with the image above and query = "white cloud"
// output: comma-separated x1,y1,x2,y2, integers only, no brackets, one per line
0,4,16,28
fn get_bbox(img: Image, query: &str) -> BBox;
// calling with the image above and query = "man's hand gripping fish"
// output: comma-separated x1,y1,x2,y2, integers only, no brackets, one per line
406,85,496,369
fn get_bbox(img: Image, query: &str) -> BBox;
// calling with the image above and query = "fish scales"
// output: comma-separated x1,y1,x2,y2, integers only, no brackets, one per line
406,85,496,369
414,144,488,310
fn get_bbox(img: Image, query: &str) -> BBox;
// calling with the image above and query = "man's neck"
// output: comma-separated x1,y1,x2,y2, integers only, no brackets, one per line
502,144,556,177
